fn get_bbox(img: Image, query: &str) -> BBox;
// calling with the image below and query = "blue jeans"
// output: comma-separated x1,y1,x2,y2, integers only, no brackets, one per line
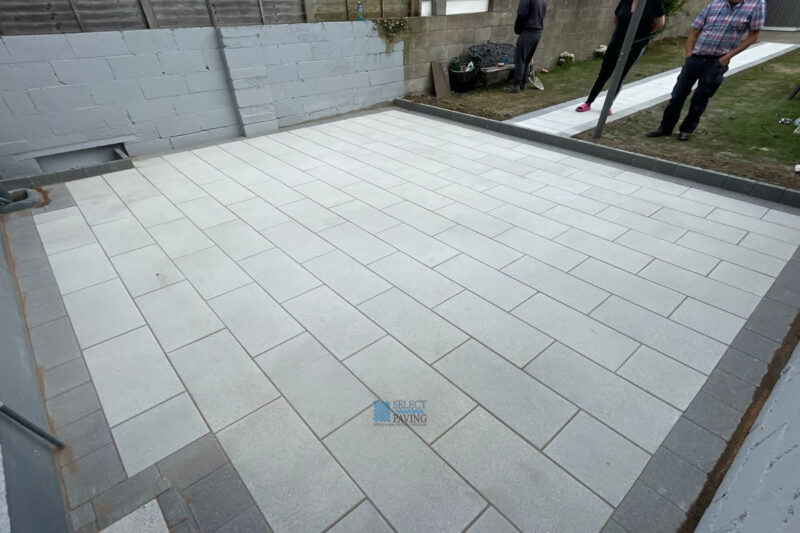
660,54,729,134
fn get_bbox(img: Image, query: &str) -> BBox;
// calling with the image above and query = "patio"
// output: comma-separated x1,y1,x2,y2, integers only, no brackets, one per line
5,108,800,532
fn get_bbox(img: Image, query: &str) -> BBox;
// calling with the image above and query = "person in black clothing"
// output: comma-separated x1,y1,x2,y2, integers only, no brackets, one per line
575,0,665,112
505,0,547,93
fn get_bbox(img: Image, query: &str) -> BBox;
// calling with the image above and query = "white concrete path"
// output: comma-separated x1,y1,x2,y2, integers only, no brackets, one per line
508,41,798,136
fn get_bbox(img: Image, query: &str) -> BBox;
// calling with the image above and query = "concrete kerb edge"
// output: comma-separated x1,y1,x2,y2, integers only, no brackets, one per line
1,157,133,191
392,98,797,207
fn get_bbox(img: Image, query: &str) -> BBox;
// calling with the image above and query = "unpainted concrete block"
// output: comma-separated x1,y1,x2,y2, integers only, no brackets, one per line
52,58,114,84
0,63,59,91
90,79,144,105
4,34,75,62
122,30,178,54
158,50,209,75
109,54,163,79
139,75,190,98
67,32,129,58
30,85,93,112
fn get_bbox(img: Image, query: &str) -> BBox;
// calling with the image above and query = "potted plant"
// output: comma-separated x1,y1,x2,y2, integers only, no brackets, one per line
448,57,477,93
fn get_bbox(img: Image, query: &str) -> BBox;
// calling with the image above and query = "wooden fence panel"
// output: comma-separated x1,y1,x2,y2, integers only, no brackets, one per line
74,0,147,31
149,0,213,27
0,0,81,34
210,0,262,25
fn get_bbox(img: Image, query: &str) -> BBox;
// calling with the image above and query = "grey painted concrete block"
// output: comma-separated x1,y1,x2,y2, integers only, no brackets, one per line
2,91,37,115
30,85,93,112
67,32,129,58
169,125,239,150
4,34,74,62
0,63,60,91
242,121,278,137
52,58,114,84
122,30,178,54
173,90,232,115
125,138,173,157
155,115,203,138
47,108,107,135
128,98,176,122
109,54,163,79
224,47,266,70
236,87,274,108
0,38,13,63
172,28,218,51
158,50,209,75
90,79,144,105
197,108,239,130
186,71,229,92
139,75,190,99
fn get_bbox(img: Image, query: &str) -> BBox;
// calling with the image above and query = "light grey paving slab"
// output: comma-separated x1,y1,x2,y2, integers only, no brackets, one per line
346,337,475,442
631,188,713,217
531,186,606,215
304,250,391,305
369,252,463,308
111,245,184,297
149,218,214,259
544,205,627,240
280,198,344,232
435,340,575,448
135,281,223,352
240,248,321,303
101,499,168,533
209,283,303,356
104,169,160,203
174,246,251,300
436,203,511,238
598,206,686,242
66,176,114,202
651,207,746,243
383,201,456,235
295,180,354,208
503,256,608,313
707,208,800,244
527,170,591,193
526,343,680,453
260,220,334,262
763,208,800,229
49,242,117,295
325,409,485,532
466,508,517,533
618,346,706,410
570,258,684,317
436,291,552,367
677,231,785,276
709,261,773,297
581,186,659,216
670,298,746,344
84,327,183,427
329,501,391,533
258,333,374,438
156,176,208,205
306,164,359,187
168,330,279,431
284,286,384,360
36,212,97,255
320,222,396,264
739,232,796,260
680,187,768,218
112,393,207,476
434,408,611,533
436,225,520,269
378,223,458,267
592,296,726,374
544,412,650,506
204,219,273,261
485,184,555,214
437,183,504,212
218,399,363,533
616,230,719,275
178,196,237,229
93,216,155,257
127,196,184,228
640,260,761,318
201,178,254,205
341,181,401,209
488,203,569,239
481,168,542,193
514,294,637,371
496,227,586,271
331,200,400,234
248,177,304,206
437,254,534,311
77,194,129,226
63,278,145,349
556,228,651,273
358,288,467,364
228,197,290,230
389,182,453,210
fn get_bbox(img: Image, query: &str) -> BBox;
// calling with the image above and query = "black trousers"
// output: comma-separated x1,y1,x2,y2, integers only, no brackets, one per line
587,23,649,104
513,30,542,86
660,54,728,133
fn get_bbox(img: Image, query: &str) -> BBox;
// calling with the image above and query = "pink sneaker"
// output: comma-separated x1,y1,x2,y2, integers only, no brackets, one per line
608,108,613,116
576,102,591,112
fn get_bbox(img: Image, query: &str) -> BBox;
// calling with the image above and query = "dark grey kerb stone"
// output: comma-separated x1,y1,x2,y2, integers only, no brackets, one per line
0,188,41,214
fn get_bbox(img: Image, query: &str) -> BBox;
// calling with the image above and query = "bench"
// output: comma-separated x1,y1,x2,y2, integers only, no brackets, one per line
468,42,516,90
480,64,515,89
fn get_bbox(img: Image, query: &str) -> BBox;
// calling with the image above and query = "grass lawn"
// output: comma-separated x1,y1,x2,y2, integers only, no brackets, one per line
577,49,800,188
407,37,689,121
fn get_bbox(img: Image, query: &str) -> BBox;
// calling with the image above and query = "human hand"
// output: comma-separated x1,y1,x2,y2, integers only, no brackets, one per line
719,55,731,66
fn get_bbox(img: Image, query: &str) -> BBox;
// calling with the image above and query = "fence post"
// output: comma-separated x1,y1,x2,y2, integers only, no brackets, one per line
66,0,85,31
139,0,159,28
304,0,315,22
257,0,267,23
205,0,219,26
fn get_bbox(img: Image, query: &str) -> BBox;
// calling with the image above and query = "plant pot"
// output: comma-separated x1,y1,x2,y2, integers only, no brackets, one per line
449,68,477,93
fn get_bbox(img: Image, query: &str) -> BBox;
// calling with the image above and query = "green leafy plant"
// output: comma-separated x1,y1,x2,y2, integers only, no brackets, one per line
557,51,575,67
663,0,689,16
374,17,408,42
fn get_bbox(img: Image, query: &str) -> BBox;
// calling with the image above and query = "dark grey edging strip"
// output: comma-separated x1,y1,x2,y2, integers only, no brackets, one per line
1,154,133,191
393,98,800,208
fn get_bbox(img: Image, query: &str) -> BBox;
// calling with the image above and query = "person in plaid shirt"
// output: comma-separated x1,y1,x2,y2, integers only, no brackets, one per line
647,0,765,141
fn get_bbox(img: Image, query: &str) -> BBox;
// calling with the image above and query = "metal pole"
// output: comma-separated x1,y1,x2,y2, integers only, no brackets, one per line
593,0,648,139
0,402,65,448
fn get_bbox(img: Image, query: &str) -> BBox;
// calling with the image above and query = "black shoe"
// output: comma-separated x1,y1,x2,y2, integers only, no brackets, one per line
677,132,690,141
503,85,521,93
646,128,671,138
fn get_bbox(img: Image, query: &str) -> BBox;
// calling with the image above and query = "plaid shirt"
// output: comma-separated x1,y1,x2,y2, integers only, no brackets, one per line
691,0,765,57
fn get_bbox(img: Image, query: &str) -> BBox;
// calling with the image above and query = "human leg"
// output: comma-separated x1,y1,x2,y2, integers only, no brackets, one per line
678,59,727,134
658,56,704,133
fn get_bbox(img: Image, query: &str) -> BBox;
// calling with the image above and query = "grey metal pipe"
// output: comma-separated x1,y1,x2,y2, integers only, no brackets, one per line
0,401,65,448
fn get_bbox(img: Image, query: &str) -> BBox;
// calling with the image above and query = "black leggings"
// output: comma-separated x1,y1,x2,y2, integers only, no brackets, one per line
587,24,649,104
